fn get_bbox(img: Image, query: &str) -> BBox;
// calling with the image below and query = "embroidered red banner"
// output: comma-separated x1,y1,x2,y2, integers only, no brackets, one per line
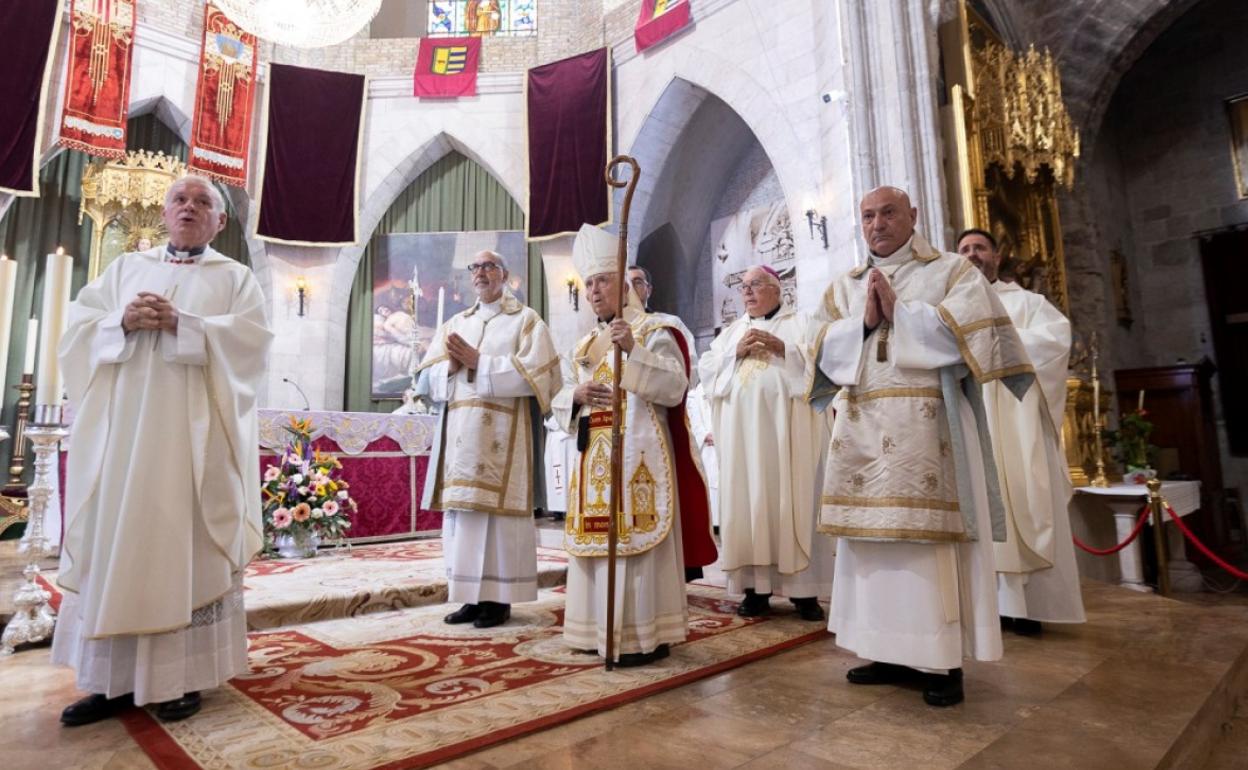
0,0,61,196
635,0,692,53
58,0,135,159
188,3,258,188
413,36,481,99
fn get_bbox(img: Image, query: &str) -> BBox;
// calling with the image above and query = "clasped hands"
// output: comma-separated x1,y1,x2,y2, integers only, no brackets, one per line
735,329,785,360
122,292,178,334
572,320,635,409
863,269,897,331
445,332,480,374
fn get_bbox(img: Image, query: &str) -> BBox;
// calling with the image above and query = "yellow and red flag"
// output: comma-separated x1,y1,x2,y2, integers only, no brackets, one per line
188,3,258,187
634,0,691,53
414,36,481,98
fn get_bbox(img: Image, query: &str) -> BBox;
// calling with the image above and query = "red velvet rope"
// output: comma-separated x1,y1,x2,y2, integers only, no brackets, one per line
1164,504,1248,581
1072,504,1151,556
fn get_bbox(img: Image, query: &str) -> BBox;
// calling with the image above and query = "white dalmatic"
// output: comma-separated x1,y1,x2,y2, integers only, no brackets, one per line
810,235,1034,672
684,383,718,527
53,245,271,705
987,281,1085,624
552,318,692,656
416,291,560,605
699,308,832,599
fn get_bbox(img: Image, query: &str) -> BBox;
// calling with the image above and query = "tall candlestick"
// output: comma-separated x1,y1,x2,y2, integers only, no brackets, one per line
35,250,73,410
22,319,37,375
0,257,17,395
436,287,445,329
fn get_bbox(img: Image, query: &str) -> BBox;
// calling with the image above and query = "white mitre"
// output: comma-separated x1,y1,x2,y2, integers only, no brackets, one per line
572,223,644,317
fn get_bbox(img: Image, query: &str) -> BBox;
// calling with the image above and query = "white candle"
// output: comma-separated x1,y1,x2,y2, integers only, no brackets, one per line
1138,390,1145,412
436,287,445,328
36,249,73,406
0,257,17,393
23,318,37,375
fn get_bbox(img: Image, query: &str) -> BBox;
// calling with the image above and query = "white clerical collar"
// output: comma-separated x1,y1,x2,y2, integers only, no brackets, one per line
869,236,915,268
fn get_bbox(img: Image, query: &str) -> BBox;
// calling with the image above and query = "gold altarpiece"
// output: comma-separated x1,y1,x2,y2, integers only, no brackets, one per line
78,150,186,281
939,4,1102,484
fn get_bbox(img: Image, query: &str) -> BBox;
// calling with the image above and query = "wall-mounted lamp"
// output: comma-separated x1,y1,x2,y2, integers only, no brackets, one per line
805,209,829,250
565,276,579,311
295,276,308,317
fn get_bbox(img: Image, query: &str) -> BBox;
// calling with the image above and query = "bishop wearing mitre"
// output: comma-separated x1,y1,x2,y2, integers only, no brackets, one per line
552,224,716,667
698,265,832,621
958,228,1085,635
416,249,560,629
809,186,1035,707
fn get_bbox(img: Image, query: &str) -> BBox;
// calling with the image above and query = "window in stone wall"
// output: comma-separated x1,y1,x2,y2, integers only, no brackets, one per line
426,0,537,37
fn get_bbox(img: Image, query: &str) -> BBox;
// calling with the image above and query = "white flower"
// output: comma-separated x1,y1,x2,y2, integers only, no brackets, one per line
323,501,340,516
337,490,349,499
297,486,308,495
291,473,304,484
311,508,324,519
263,467,281,482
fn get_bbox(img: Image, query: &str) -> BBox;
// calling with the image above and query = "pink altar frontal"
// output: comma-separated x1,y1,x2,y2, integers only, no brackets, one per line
259,409,441,543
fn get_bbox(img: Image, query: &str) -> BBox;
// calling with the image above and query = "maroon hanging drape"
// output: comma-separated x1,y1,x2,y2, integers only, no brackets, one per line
256,64,366,246
526,48,610,240
0,0,61,195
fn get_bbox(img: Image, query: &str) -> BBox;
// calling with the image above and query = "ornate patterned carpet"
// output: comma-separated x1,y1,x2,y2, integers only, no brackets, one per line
119,585,828,770
38,540,570,630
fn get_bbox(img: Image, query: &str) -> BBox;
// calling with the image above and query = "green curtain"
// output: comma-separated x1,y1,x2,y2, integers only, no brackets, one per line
0,114,249,509
344,151,546,412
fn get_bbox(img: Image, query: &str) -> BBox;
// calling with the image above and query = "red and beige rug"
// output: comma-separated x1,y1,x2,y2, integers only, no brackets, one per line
120,584,828,770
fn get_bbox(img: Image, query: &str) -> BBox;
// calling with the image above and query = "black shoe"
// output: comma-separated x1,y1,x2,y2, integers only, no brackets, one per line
616,644,670,668
472,601,511,628
847,661,913,685
60,693,133,727
791,597,825,622
155,692,201,722
1012,618,1042,636
444,604,481,624
737,589,772,617
923,669,964,707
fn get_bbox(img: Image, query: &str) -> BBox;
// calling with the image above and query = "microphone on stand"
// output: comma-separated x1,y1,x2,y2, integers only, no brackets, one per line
282,377,311,411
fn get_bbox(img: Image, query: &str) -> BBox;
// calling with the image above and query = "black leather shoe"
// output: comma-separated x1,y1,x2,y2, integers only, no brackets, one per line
616,643,670,668
444,604,481,624
472,601,511,628
737,589,772,617
61,693,133,727
1012,618,1042,636
155,692,202,722
923,669,964,707
791,597,825,622
847,661,913,685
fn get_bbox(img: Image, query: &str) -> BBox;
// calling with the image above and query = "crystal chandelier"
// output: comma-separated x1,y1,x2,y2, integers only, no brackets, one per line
213,0,383,49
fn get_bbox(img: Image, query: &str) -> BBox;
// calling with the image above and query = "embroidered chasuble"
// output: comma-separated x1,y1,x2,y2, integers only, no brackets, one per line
417,291,560,517
698,307,825,576
553,313,716,568
987,281,1085,623
58,245,271,640
809,234,1033,544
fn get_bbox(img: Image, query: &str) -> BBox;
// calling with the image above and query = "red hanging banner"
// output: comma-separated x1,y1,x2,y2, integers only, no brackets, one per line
634,0,692,53
413,36,481,99
188,3,259,187
58,0,136,159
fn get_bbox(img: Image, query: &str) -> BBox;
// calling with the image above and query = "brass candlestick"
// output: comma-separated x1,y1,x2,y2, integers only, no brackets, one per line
3,375,34,498
1089,334,1110,487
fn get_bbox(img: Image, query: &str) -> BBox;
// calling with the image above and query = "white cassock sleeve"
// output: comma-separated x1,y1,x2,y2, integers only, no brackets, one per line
777,333,808,397
551,355,580,434
1015,297,1072,428
93,309,137,365
817,316,868,387
698,327,738,400
620,329,688,408
891,299,962,369
475,354,534,398
160,311,207,366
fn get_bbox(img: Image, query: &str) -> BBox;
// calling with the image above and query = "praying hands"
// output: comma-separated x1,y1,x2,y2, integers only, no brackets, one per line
445,332,480,374
122,292,179,334
863,269,896,331
735,329,785,359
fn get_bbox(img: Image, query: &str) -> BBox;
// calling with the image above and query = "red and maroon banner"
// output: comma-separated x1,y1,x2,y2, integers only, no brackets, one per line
256,64,367,247
525,48,610,241
188,3,258,188
58,0,136,159
0,0,61,195
635,0,692,53
413,36,481,99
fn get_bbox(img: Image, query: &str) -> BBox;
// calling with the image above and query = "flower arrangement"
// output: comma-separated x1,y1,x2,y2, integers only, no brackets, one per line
1104,408,1157,483
261,416,356,555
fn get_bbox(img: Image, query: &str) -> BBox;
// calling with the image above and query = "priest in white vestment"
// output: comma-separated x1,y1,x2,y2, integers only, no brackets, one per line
810,187,1034,707
416,250,560,628
698,265,831,621
684,382,718,527
958,228,1085,634
53,176,272,725
553,225,717,667
628,265,697,383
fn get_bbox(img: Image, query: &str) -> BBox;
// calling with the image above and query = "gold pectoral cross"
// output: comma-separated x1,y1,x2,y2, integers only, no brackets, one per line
876,321,890,362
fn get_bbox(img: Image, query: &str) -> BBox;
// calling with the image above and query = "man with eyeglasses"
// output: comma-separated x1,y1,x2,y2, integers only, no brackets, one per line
627,265,697,383
552,225,716,667
697,266,831,622
415,250,560,629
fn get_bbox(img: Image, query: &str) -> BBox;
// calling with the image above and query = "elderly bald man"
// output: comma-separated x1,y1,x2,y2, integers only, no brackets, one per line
698,265,831,622
807,186,1034,707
